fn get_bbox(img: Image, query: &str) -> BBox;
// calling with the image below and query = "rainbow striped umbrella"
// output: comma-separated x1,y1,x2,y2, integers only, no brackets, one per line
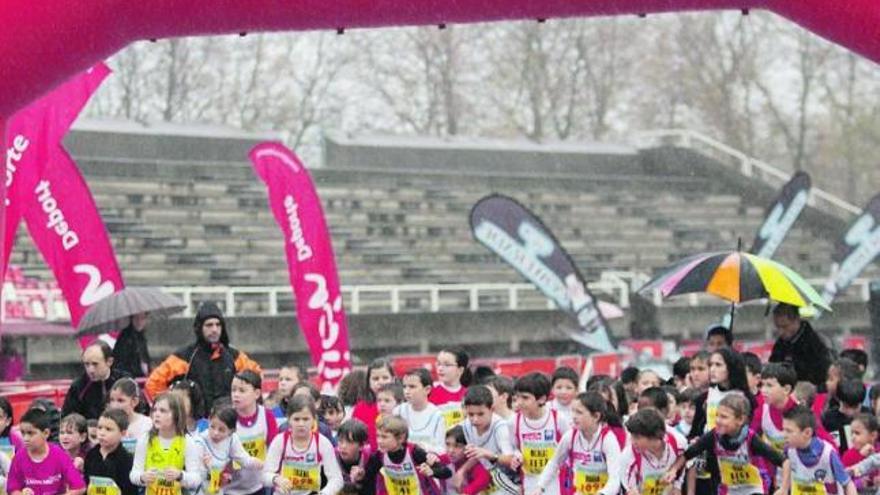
637,251,831,311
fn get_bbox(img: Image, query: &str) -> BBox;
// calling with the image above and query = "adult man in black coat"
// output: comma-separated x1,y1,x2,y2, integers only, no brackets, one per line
769,302,832,391
62,340,130,419
111,312,151,378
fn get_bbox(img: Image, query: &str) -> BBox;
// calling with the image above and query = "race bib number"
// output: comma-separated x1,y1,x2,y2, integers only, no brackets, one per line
88,477,121,495
522,445,555,475
382,467,420,495
441,406,464,430
793,481,828,495
719,460,762,488
147,479,181,495
282,459,320,493
573,470,607,495
240,437,267,461
207,467,223,495
642,476,669,495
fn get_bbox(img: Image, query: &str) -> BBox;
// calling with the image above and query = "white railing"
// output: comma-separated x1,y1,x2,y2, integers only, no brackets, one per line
162,278,632,318
3,276,871,323
633,129,861,218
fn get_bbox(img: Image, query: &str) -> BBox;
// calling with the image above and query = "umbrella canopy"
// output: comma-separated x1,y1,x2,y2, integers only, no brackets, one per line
638,251,831,311
75,287,186,337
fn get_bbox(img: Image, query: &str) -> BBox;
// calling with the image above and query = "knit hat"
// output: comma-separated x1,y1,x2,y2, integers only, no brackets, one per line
193,301,229,347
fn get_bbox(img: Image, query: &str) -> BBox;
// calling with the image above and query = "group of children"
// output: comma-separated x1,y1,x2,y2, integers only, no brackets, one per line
4,342,880,495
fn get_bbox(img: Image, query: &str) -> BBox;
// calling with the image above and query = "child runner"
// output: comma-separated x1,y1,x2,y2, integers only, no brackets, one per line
675,389,700,438
197,404,262,495
59,414,90,471
335,419,370,492
87,420,99,447
690,349,756,495
513,373,569,495
263,396,342,495
785,405,856,495
318,396,345,443
361,416,451,495
108,378,152,454
430,350,471,430
637,388,686,448
6,408,85,495
0,398,24,460
841,413,880,493
823,379,870,452
461,385,519,495
352,358,396,450
269,365,304,429
664,393,786,495
442,425,492,495
741,353,762,398
688,352,710,392
531,392,621,495
485,376,516,423
130,393,202,495
619,408,683,495
395,368,446,454
228,371,276,495
83,409,137,495
377,384,404,424
549,368,579,425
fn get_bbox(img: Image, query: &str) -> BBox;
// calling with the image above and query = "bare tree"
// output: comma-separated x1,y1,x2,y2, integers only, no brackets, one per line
755,26,833,171
357,25,479,136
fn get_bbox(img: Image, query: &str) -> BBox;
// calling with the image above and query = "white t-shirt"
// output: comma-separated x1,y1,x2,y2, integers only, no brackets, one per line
462,414,514,469
549,399,573,425
393,402,446,454
513,408,570,495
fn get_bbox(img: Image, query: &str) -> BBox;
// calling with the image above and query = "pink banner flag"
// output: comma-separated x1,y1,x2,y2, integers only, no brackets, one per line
249,142,352,391
4,64,111,285
13,64,125,344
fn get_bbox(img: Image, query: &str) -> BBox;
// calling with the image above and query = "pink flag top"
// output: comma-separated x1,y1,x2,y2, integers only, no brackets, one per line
249,142,352,392
4,63,124,346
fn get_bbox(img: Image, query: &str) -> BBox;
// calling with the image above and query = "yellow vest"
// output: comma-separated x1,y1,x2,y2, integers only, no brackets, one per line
145,435,186,495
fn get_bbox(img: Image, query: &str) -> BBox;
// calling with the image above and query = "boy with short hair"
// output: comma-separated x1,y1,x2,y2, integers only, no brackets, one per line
7,408,86,495
620,408,683,495
513,372,569,495
705,325,732,352
336,419,370,492
460,386,518,494
783,405,856,495
638,387,686,448
548,367,579,424
485,376,515,422
823,378,871,452
395,368,445,454
83,409,137,495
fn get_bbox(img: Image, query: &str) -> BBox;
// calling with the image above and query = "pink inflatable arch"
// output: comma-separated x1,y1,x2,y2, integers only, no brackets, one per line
0,0,877,302
1,0,878,119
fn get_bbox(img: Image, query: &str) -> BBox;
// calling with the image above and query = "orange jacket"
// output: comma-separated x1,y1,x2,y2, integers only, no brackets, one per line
145,344,261,401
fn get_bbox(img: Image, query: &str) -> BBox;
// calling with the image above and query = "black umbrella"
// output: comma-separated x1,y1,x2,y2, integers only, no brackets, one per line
75,287,186,337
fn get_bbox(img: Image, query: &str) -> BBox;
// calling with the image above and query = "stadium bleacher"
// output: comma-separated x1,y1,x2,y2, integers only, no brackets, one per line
8,122,845,291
